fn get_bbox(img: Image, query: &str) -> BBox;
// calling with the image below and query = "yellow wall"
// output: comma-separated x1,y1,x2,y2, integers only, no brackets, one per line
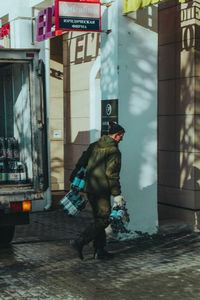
49,32,100,191
63,32,100,190
49,35,64,191
158,0,200,228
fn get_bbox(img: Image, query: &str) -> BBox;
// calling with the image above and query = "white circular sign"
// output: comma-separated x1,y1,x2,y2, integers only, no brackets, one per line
106,104,112,116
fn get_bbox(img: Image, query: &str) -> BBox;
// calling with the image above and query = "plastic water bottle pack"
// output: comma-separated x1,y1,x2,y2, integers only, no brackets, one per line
60,167,88,216
109,204,130,234
60,190,87,216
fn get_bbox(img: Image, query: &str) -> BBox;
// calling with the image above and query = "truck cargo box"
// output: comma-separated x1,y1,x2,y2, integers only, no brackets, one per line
0,49,49,243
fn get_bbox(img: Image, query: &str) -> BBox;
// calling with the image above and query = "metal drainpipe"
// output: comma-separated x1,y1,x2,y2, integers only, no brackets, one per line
44,38,52,210
31,7,35,46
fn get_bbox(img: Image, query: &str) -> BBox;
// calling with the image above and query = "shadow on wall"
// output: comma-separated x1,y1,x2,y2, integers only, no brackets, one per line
51,175,60,190
177,9,200,190
50,33,100,191
50,68,63,80
182,166,200,191
117,0,200,231
62,31,100,188
158,0,200,211
51,157,64,190
124,5,157,33
115,3,158,233
64,130,91,191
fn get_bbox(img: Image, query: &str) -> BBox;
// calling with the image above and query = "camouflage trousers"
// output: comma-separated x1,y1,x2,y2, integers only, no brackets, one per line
80,193,111,249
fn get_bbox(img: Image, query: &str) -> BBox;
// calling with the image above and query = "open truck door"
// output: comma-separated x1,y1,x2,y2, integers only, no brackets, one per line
0,49,49,244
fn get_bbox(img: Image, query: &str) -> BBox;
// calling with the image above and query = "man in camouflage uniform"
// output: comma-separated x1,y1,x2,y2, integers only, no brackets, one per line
70,121,126,260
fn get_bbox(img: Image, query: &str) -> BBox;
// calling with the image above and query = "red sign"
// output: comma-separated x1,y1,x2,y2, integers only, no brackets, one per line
55,0,101,32
0,24,10,39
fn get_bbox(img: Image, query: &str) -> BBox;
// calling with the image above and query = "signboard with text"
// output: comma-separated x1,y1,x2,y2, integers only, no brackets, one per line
55,0,101,32
101,100,118,136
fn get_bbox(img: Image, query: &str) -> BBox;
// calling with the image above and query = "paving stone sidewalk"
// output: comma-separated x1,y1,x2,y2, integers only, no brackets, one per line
1,209,200,299
13,209,94,243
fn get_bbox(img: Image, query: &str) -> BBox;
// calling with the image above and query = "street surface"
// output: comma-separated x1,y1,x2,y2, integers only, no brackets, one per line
1,210,200,299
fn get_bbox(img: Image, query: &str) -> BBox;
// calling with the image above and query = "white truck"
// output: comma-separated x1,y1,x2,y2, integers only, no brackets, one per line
0,48,49,244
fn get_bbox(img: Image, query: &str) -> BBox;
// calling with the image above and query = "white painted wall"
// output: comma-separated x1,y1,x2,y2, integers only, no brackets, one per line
101,1,118,101
90,56,101,143
101,0,158,234
30,0,54,9
0,0,31,19
119,2,158,234
0,0,32,48
0,0,53,49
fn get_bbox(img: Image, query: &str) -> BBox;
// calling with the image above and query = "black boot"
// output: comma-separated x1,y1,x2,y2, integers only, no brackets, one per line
93,248,114,260
70,237,84,260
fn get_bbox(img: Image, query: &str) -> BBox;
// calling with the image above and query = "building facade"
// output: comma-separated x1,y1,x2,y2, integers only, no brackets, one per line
158,0,200,229
0,0,159,235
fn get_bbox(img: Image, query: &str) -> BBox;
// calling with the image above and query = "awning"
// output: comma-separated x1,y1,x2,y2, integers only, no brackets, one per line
123,0,185,14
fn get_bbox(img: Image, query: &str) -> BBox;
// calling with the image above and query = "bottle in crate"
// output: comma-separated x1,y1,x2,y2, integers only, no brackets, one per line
70,191,87,211
0,162,7,184
59,191,86,216
13,138,20,161
110,206,119,220
76,196,87,211
109,205,130,234
64,200,78,216
17,162,27,183
71,167,86,191
7,161,20,184
6,137,13,160
60,194,71,207
0,137,6,161
61,193,79,216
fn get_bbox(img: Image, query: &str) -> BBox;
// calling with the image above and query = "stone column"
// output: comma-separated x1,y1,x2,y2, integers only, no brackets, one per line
158,0,200,229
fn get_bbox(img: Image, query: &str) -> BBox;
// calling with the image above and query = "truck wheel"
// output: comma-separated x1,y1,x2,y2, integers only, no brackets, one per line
0,225,15,245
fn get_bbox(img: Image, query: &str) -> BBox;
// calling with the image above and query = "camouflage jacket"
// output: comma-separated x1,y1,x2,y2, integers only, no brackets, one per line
70,135,122,197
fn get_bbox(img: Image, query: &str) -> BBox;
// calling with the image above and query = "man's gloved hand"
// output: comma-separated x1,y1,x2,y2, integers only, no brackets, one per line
113,195,126,207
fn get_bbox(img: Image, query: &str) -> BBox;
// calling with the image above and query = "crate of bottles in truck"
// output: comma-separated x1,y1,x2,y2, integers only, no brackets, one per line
0,137,27,185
